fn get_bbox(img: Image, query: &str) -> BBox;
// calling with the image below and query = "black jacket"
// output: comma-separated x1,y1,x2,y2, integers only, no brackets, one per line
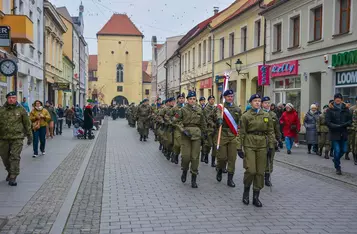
325,102,352,141
84,108,94,130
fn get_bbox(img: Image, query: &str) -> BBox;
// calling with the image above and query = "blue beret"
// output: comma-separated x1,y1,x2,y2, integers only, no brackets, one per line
208,95,215,100
151,103,155,107
199,97,206,101
6,91,16,98
187,91,196,98
177,94,184,99
249,94,261,103
223,89,234,96
143,98,149,102
262,96,270,102
345,100,351,104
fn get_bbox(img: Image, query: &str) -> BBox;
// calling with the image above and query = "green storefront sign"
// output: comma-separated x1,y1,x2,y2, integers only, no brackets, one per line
332,50,357,67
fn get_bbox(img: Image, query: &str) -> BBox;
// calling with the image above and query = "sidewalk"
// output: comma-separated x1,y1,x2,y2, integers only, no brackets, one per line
0,126,82,220
275,144,357,186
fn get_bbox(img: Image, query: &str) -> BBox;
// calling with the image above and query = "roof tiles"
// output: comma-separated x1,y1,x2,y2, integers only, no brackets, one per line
97,14,143,36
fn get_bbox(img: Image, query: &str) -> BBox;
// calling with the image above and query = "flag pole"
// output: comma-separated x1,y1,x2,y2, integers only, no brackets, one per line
216,72,230,150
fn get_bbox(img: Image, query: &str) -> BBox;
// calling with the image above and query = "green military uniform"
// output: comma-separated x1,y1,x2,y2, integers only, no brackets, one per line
127,103,136,127
352,109,357,165
203,103,218,166
317,109,331,159
175,92,206,188
163,99,175,160
157,102,169,155
346,104,357,160
137,100,152,141
170,103,184,164
0,100,32,186
216,101,241,187
238,94,274,207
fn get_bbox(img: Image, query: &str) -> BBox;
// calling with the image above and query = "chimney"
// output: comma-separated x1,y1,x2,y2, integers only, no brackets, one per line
213,7,219,15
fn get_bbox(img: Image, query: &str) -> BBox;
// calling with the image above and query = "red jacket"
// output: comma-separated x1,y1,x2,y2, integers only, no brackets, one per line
280,109,300,138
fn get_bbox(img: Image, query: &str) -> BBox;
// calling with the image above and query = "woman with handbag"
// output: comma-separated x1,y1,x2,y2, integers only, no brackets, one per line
280,103,300,154
30,100,51,157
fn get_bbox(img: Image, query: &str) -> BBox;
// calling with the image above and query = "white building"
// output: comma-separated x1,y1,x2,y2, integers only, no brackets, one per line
166,52,181,98
72,28,80,105
15,0,44,104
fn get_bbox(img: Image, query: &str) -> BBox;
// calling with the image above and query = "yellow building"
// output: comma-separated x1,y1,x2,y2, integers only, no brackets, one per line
44,1,67,105
95,14,143,105
211,0,271,110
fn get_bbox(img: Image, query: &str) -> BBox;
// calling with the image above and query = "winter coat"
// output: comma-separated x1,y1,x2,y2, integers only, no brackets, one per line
64,108,74,120
30,107,51,127
304,111,319,144
325,102,352,141
83,107,94,130
279,109,300,138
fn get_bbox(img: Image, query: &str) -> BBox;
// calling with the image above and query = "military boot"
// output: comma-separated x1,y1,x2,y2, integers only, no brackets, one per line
216,169,223,182
211,156,216,167
264,173,272,187
319,148,323,156
242,186,250,205
140,135,143,141
223,168,228,173
324,150,330,159
227,173,235,187
252,190,263,207
165,151,171,161
170,153,175,163
5,173,10,182
174,154,179,164
345,152,350,160
8,177,17,186
191,174,198,188
143,136,147,142
204,154,209,164
354,154,357,165
181,170,188,183
154,135,158,141
200,152,205,162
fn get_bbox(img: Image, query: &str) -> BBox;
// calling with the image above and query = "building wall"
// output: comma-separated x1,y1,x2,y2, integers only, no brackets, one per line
167,55,181,97
72,30,80,105
96,35,143,104
143,83,152,100
62,56,73,107
60,17,73,61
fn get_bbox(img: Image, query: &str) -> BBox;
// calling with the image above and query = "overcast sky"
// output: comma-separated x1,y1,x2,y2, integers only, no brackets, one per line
51,0,233,60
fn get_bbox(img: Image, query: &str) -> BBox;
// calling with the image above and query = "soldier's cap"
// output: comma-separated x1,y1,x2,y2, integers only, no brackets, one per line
167,97,175,102
177,94,184,99
151,103,155,107
323,105,329,109
143,98,149,102
249,94,261,103
199,97,206,101
223,89,234,97
334,93,343,100
345,100,351,104
186,91,196,99
262,96,270,102
208,95,215,100
6,91,16,98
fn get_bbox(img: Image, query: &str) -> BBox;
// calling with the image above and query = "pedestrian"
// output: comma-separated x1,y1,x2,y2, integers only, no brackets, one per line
325,93,352,175
317,104,331,159
261,96,281,187
137,98,152,141
279,103,300,154
237,94,274,207
64,106,74,128
276,103,285,141
304,104,319,154
0,91,32,186
83,104,94,139
56,104,64,135
21,97,30,113
215,90,242,188
30,100,51,157
45,101,56,138
175,91,206,188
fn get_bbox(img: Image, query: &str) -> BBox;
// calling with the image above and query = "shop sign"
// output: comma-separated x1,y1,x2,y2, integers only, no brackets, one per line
258,65,271,86
271,60,299,78
53,82,70,91
336,70,357,86
0,26,10,47
215,75,225,83
332,50,357,67
200,78,212,89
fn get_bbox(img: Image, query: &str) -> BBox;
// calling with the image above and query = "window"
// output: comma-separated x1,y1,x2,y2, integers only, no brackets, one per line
21,44,25,54
188,51,191,70
198,43,201,66
208,37,212,62
192,47,195,69
255,20,261,47
116,64,124,82
340,0,351,34
19,1,24,14
117,86,123,92
29,10,33,20
293,16,300,47
219,37,224,60
203,40,206,65
3,1,11,14
145,89,150,95
37,20,41,50
181,56,184,73
313,6,322,41
229,33,234,57
274,23,282,52
241,27,247,52
30,46,34,58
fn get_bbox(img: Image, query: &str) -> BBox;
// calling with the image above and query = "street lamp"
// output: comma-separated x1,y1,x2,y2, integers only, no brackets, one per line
235,58,249,78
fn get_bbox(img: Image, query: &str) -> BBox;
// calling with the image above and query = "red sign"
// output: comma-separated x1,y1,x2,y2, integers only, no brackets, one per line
258,65,270,86
200,78,212,89
271,60,298,78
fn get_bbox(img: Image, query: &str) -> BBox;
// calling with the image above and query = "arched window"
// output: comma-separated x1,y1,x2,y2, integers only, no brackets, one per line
116,64,124,82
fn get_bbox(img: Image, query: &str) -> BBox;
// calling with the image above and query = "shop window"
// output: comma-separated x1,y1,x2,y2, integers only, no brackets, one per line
229,33,234,57
254,19,261,48
273,23,282,52
241,27,247,52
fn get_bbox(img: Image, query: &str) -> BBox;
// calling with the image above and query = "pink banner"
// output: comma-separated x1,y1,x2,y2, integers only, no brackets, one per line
200,78,212,89
271,60,299,78
258,65,270,86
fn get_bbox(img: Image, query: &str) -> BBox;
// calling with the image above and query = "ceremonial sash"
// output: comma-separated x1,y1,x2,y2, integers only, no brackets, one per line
217,104,238,136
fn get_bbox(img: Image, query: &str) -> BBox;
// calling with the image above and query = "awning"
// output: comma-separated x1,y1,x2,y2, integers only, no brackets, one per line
46,77,54,84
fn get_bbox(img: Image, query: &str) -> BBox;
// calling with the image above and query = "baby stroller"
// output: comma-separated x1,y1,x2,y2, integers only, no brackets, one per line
73,116,84,128
73,123,85,139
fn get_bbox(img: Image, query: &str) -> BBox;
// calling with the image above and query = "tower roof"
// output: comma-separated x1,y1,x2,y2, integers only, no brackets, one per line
97,14,143,37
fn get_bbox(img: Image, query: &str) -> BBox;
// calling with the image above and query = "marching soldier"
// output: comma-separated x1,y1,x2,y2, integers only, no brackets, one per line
317,105,331,159
175,91,206,188
238,94,274,207
164,97,176,160
170,94,185,164
136,99,152,141
203,95,217,167
0,92,33,186
261,96,281,187
352,108,357,165
215,90,242,187
199,97,206,109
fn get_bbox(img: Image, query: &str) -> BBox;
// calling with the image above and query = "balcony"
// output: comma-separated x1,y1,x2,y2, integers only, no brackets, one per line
0,15,33,43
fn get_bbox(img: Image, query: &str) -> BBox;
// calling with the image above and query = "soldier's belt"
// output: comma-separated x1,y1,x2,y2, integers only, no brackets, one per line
247,131,267,136
184,124,198,127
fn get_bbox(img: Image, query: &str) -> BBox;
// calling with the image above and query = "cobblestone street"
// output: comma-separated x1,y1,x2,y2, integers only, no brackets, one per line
1,119,357,234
